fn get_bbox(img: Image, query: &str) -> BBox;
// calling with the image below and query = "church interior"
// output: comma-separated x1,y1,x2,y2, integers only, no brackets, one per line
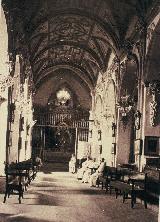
0,0,159,221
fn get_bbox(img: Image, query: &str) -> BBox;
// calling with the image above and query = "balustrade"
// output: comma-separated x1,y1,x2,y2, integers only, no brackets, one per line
34,112,90,129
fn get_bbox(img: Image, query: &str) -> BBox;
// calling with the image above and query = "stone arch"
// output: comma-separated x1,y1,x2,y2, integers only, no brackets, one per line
143,18,160,129
33,69,92,110
48,82,77,108
145,18,160,81
116,58,139,166
120,59,138,101
35,65,94,92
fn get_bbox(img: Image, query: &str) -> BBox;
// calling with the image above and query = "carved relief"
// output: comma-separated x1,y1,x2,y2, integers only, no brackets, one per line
49,16,90,43
108,57,119,79
149,99,157,126
146,80,160,126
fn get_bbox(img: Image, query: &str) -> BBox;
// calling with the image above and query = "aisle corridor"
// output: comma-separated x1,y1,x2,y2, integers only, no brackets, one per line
0,168,158,222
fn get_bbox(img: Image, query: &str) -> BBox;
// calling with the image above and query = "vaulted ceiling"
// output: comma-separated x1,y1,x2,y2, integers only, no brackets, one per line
2,0,158,108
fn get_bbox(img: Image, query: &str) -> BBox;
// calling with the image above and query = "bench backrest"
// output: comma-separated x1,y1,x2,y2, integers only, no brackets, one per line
144,166,160,197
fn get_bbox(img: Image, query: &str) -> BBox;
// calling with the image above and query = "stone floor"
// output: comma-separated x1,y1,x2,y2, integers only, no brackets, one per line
0,164,159,222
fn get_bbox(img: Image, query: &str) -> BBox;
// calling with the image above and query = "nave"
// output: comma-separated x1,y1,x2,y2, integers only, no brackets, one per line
0,1,160,221
0,164,158,222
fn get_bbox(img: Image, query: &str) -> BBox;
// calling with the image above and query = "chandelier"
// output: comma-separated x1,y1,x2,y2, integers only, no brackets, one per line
117,90,136,129
56,88,71,105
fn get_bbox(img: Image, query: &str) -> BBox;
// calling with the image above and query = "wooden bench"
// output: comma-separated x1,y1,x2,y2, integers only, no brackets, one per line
20,161,34,188
144,165,160,204
3,163,27,204
97,164,159,209
17,159,41,184
97,166,119,190
3,159,40,204
109,170,147,208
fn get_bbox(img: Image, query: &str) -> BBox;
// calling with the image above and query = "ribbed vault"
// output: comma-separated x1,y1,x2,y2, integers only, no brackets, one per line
146,20,160,81
34,68,92,110
2,0,157,107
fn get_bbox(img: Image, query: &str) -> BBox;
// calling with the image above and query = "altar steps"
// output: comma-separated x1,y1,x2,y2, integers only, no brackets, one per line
41,162,69,173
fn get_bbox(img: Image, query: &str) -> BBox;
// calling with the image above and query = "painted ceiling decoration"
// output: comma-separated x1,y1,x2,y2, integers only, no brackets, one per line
2,0,158,109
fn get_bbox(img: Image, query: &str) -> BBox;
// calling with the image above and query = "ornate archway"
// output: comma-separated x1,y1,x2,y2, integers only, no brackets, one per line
117,58,139,165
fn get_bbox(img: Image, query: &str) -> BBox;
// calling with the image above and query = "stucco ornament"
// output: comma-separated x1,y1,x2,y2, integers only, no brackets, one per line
147,80,160,126
0,74,18,92
118,94,134,116
149,99,157,126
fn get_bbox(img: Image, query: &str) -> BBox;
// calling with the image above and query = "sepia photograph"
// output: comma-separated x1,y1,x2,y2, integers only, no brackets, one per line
0,0,160,221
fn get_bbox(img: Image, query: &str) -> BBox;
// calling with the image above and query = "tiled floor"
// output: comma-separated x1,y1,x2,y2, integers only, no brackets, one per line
0,164,158,222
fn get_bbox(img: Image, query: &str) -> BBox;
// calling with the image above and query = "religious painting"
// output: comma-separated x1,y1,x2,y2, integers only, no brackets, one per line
144,136,160,156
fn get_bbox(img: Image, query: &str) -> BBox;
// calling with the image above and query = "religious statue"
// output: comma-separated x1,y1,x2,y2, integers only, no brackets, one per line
134,110,141,130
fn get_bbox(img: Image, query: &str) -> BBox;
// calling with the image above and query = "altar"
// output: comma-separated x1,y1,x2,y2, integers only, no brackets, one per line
43,150,72,163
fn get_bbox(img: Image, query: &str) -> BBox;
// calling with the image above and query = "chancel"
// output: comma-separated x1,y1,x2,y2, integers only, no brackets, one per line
0,0,159,221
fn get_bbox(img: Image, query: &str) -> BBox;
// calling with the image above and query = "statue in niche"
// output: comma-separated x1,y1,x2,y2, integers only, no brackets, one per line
112,122,116,137
134,110,141,130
